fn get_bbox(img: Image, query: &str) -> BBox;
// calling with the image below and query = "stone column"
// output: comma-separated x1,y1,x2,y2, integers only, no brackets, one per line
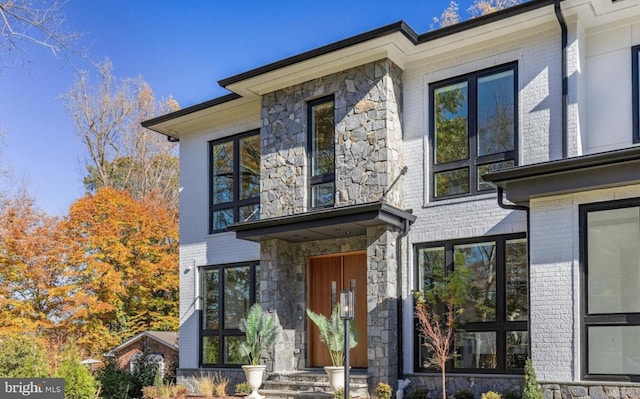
366,225,400,388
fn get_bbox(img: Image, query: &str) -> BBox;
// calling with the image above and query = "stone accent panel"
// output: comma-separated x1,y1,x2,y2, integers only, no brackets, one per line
541,383,640,399
260,59,404,218
404,374,523,399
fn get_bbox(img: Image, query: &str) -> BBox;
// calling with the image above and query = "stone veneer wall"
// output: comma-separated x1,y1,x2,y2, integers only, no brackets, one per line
260,58,404,217
405,375,523,399
541,383,640,399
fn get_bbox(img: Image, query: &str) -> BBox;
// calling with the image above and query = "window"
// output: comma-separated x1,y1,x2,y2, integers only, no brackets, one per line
581,199,640,382
633,46,640,143
415,234,528,373
308,96,335,208
209,130,260,232
430,64,517,199
201,262,260,367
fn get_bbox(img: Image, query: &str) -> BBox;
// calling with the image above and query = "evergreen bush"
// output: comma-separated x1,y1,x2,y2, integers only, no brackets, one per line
522,358,543,399
54,342,97,399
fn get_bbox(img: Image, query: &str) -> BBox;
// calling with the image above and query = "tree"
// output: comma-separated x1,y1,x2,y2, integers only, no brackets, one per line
0,0,78,67
432,0,522,29
61,187,179,355
414,265,471,399
0,334,49,377
63,58,180,213
0,188,74,340
54,341,97,399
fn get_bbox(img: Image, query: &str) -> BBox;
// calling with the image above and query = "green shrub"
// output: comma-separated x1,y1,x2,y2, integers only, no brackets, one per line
522,359,542,399
235,382,251,395
376,382,393,399
481,392,501,399
334,387,352,399
54,342,97,399
454,389,475,399
95,358,137,399
0,335,49,377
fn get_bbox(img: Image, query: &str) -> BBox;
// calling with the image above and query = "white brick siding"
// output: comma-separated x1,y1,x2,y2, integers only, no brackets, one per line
529,185,640,382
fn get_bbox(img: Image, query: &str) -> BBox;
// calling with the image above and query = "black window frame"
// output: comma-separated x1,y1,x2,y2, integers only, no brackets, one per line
209,129,260,233
429,62,518,200
307,95,336,209
632,45,640,143
414,233,528,374
580,198,640,382
200,261,260,368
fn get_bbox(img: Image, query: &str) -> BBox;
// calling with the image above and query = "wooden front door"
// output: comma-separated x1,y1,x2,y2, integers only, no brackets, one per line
307,253,367,368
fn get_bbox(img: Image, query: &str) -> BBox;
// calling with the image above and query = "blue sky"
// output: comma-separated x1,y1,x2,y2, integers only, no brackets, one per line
0,0,476,215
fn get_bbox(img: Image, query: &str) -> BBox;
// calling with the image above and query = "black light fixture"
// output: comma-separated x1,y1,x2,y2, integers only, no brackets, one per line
340,288,354,399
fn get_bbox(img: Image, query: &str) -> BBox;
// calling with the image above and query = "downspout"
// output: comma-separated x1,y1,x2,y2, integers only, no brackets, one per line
555,0,568,158
385,165,412,395
396,216,411,399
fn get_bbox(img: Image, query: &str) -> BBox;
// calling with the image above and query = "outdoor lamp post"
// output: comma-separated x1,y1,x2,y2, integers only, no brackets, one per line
340,289,354,399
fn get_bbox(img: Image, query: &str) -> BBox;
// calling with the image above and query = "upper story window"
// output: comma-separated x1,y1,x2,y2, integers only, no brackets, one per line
415,234,528,373
581,199,640,382
430,63,517,199
209,130,260,233
308,96,335,208
632,45,640,143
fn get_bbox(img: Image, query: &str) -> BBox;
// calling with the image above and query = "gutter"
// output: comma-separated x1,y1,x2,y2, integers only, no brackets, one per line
555,0,568,158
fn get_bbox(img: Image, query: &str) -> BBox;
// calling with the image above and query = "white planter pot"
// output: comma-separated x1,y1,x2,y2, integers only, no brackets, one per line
324,366,345,393
242,364,266,399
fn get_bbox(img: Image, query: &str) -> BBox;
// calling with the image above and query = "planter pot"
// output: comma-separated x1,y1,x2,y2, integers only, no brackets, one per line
242,365,266,399
323,366,345,393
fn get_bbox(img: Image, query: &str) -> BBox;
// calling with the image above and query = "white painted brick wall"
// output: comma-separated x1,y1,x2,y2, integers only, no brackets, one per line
529,185,640,382
178,113,261,368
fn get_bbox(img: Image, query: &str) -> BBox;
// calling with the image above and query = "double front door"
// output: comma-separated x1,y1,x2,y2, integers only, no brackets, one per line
307,252,367,368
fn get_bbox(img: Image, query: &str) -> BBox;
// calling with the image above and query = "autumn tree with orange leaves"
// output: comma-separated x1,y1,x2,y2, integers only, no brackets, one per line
61,188,179,355
0,188,74,340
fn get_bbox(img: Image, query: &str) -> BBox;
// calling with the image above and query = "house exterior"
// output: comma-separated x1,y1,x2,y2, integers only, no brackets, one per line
143,0,640,397
105,331,179,377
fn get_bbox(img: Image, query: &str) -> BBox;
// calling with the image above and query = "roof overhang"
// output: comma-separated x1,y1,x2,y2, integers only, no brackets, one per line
483,147,640,206
142,0,564,140
227,201,416,243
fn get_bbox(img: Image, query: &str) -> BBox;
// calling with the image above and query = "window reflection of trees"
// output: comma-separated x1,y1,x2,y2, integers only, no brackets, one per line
432,65,516,198
455,242,496,323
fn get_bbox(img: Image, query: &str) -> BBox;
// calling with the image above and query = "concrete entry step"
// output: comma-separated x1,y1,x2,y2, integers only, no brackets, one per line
260,370,369,399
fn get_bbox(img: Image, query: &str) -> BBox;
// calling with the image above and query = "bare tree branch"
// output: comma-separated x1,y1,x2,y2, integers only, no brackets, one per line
0,0,78,67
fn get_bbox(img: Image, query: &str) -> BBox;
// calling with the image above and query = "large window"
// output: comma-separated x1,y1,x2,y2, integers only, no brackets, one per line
209,130,260,232
415,234,528,373
430,63,517,199
581,199,640,382
633,45,640,143
308,96,335,208
201,262,260,367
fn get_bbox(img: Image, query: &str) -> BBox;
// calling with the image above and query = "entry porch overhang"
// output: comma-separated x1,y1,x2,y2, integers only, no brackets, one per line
227,201,416,243
483,146,640,206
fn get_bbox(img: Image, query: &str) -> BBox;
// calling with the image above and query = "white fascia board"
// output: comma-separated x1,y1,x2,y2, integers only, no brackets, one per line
150,96,260,138
224,32,415,97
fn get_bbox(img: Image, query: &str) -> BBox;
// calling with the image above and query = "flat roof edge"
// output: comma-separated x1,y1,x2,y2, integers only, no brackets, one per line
141,92,242,129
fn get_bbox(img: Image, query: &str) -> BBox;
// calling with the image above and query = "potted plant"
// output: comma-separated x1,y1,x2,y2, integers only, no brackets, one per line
239,304,279,399
306,306,358,392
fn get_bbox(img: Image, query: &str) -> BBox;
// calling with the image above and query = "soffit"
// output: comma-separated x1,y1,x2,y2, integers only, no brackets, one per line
227,202,416,243
142,95,261,139
483,147,640,205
